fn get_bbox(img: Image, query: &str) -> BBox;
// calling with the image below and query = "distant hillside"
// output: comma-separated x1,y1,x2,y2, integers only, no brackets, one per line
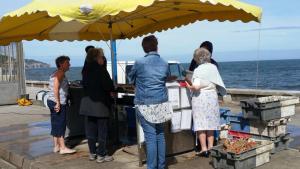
0,54,50,69
25,59,50,69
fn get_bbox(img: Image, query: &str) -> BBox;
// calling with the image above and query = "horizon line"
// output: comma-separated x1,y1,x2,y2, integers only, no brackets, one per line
40,58,300,68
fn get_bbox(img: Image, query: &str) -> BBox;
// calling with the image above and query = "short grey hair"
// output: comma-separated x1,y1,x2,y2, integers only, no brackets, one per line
193,47,211,65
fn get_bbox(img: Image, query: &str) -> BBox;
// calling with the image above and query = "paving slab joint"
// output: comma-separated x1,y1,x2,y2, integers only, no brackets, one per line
0,147,10,161
9,151,25,168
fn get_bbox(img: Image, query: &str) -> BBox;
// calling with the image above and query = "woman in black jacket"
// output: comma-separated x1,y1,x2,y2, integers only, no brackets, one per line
189,41,218,71
80,48,114,163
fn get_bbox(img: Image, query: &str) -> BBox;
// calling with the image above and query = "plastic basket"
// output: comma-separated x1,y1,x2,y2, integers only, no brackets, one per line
240,96,299,121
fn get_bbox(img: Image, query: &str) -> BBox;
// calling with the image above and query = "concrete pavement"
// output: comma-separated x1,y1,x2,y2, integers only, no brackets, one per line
1,103,300,169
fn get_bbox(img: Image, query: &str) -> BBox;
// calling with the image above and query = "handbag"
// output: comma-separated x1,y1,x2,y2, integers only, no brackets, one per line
79,96,110,118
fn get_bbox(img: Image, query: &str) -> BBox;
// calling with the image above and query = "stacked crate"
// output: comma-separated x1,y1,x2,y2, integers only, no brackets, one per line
211,140,274,169
240,96,299,121
228,96,299,154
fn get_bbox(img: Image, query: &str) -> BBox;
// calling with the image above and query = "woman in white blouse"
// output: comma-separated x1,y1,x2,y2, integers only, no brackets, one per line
186,47,226,157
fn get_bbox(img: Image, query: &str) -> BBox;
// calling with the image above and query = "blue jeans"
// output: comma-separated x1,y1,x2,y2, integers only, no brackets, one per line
136,110,166,169
47,100,67,137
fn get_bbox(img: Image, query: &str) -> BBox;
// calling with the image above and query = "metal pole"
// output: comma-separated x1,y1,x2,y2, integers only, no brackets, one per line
109,22,119,144
16,42,26,95
109,26,118,84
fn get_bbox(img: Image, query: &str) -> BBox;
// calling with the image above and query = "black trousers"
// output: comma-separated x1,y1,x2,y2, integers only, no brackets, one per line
85,116,108,156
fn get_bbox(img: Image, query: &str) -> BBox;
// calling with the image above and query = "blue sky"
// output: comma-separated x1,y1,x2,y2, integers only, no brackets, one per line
1,0,300,66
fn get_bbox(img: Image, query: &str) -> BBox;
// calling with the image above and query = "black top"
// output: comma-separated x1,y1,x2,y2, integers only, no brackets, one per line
82,62,114,106
188,58,219,71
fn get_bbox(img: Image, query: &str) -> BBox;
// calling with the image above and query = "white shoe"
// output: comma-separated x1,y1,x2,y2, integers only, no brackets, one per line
59,148,76,155
96,155,114,163
89,154,97,161
53,147,60,153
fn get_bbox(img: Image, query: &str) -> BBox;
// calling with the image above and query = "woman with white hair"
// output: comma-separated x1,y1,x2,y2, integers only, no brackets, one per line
80,48,114,163
186,47,226,157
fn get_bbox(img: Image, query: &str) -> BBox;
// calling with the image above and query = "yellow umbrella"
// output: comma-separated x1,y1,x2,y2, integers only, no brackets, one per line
0,0,262,81
0,0,262,44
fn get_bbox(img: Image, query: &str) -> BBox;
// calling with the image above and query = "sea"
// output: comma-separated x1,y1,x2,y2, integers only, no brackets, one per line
25,59,300,91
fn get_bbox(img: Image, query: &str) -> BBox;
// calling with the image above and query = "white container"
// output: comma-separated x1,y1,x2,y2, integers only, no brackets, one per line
180,109,192,130
167,82,180,109
42,93,49,108
171,110,182,133
36,90,48,101
36,90,50,108
180,87,191,108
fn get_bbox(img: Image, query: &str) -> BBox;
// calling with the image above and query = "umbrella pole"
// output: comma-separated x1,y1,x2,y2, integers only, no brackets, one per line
109,26,120,145
110,39,118,84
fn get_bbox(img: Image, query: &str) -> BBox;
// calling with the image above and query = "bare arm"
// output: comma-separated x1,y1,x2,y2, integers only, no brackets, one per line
185,79,201,91
53,71,64,112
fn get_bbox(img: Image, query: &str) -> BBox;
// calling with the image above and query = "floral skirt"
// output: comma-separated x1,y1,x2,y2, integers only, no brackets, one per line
192,90,220,131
